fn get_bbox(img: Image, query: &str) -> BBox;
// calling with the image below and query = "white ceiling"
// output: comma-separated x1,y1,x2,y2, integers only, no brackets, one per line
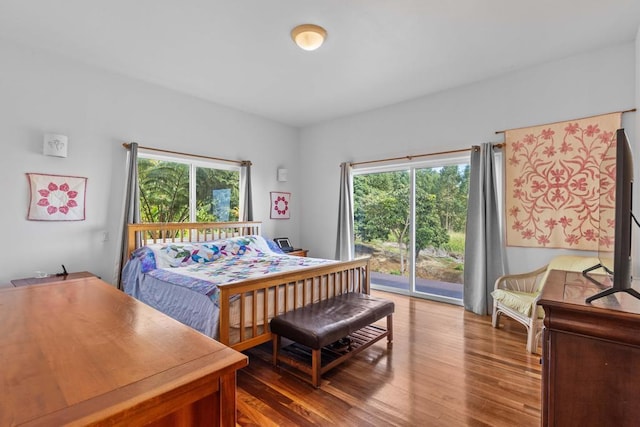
1,1,639,127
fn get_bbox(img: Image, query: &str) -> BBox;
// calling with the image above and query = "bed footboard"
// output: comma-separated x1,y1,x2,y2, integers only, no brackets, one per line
218,258,370,352
125,221,370,352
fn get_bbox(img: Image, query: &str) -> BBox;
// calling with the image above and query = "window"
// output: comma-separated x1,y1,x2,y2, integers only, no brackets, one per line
353,155,469,304
138,153,240,223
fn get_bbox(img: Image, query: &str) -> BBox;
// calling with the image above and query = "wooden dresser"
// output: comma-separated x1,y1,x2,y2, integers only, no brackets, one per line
0,277,248,426
539,270,640,427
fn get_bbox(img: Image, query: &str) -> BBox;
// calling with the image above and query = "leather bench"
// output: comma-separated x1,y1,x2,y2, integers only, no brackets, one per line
270,292,394,387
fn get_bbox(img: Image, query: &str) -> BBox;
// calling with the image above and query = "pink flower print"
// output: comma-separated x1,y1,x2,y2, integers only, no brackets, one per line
512,221,524,231
559,216,572,227
513,188,524,199
550,168,565,183
37,181,79,215
565,234,579,245
523,134,536,144
509,206,520,217
522,229,534,239
559,141,573,154
512,141,524,152
537,235,550,245
273,196,288,215
541,128,555,140
599,235,614,248
531,180,547,193
598,131,613,143
544,218,558,230
550,189,565,203
584,229,597,241
543,145,557,157
570,177,587,192
513,177,525,188
607,218,615,229
564,123,579,134
585,124,600,137
508,154,519,166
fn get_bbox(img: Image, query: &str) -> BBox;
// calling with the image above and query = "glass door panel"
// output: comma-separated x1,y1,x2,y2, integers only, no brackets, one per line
413,165,468,300
354,170,411,292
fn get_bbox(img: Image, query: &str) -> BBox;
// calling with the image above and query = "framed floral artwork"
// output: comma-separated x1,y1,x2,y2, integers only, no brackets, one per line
26,173,87,221
270,191,290,219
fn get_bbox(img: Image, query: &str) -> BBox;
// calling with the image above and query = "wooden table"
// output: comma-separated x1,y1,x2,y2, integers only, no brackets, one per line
11,271,96,287
539,270,640,427
0,277,248,426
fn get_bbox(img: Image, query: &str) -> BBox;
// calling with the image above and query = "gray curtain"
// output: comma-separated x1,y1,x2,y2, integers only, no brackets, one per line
117,142,141,290
463,143,505,315
335,162,354,260
241,161,253,221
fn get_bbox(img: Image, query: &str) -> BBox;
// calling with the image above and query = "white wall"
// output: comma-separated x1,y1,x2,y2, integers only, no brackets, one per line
0,38,300,285
299,42,637,275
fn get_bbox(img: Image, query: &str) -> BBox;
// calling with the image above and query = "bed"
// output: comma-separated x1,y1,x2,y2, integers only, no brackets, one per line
122,221,370,351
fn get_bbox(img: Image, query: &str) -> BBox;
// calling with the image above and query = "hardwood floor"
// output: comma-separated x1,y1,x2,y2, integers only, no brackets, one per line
236,291,542,426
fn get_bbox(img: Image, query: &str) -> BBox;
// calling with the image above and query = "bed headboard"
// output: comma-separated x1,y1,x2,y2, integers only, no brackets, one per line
127,221,262,258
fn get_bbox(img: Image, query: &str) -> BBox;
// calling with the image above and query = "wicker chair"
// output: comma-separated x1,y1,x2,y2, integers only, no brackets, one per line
491,256,602,354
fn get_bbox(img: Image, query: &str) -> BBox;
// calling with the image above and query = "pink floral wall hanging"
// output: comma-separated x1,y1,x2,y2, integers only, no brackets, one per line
504,112,620,250
27,173,87,221
270,191,290,219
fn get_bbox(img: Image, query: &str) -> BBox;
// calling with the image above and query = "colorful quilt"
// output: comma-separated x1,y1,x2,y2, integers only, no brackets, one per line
127,235,335,307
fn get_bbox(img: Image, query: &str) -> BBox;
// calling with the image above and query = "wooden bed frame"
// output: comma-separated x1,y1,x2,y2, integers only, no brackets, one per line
126,221,370,352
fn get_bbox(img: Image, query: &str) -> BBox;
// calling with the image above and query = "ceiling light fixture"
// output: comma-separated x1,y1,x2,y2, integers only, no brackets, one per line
291,24,327,51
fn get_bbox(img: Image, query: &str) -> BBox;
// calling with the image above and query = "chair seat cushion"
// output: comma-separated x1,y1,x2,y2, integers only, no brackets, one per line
491,289,543,318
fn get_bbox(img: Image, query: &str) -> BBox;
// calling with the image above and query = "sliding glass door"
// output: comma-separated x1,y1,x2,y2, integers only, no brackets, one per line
354,157,469,304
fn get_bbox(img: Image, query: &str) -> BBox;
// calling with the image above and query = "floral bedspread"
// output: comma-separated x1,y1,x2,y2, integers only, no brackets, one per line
131,235,335,306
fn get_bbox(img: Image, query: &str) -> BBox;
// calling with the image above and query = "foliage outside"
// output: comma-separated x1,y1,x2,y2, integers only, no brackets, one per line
354,165,469,284
138,158,240,223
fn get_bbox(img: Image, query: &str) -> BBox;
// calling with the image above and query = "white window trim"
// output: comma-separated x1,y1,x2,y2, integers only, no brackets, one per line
138,151,242,222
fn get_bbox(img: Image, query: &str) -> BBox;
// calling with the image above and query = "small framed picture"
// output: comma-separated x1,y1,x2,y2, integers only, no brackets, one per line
270,191,290,219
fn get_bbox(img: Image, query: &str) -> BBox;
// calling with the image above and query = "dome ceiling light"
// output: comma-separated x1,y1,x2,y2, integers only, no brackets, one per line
291,24,327,51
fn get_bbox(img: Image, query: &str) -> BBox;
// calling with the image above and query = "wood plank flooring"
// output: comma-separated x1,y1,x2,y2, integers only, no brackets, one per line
236,290,541,426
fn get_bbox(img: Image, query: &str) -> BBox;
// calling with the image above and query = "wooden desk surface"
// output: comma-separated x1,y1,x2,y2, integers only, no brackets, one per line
0,277,248,426
10,271,96,287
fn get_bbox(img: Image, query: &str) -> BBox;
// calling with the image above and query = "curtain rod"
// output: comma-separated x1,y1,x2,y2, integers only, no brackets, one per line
122,142,252,166
494,108,636,135
349,144,503,168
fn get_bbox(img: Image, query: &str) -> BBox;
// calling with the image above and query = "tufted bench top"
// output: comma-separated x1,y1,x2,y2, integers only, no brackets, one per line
269,292,394,349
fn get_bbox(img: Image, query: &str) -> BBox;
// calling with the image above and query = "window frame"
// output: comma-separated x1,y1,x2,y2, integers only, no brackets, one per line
137,150,242,223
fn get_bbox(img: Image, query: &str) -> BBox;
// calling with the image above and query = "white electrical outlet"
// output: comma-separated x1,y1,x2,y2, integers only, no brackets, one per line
102,231,109,242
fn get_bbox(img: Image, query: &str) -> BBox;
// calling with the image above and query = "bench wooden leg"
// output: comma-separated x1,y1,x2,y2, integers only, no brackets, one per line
387,314,394,347
311,348,321,388
272,333,281,366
